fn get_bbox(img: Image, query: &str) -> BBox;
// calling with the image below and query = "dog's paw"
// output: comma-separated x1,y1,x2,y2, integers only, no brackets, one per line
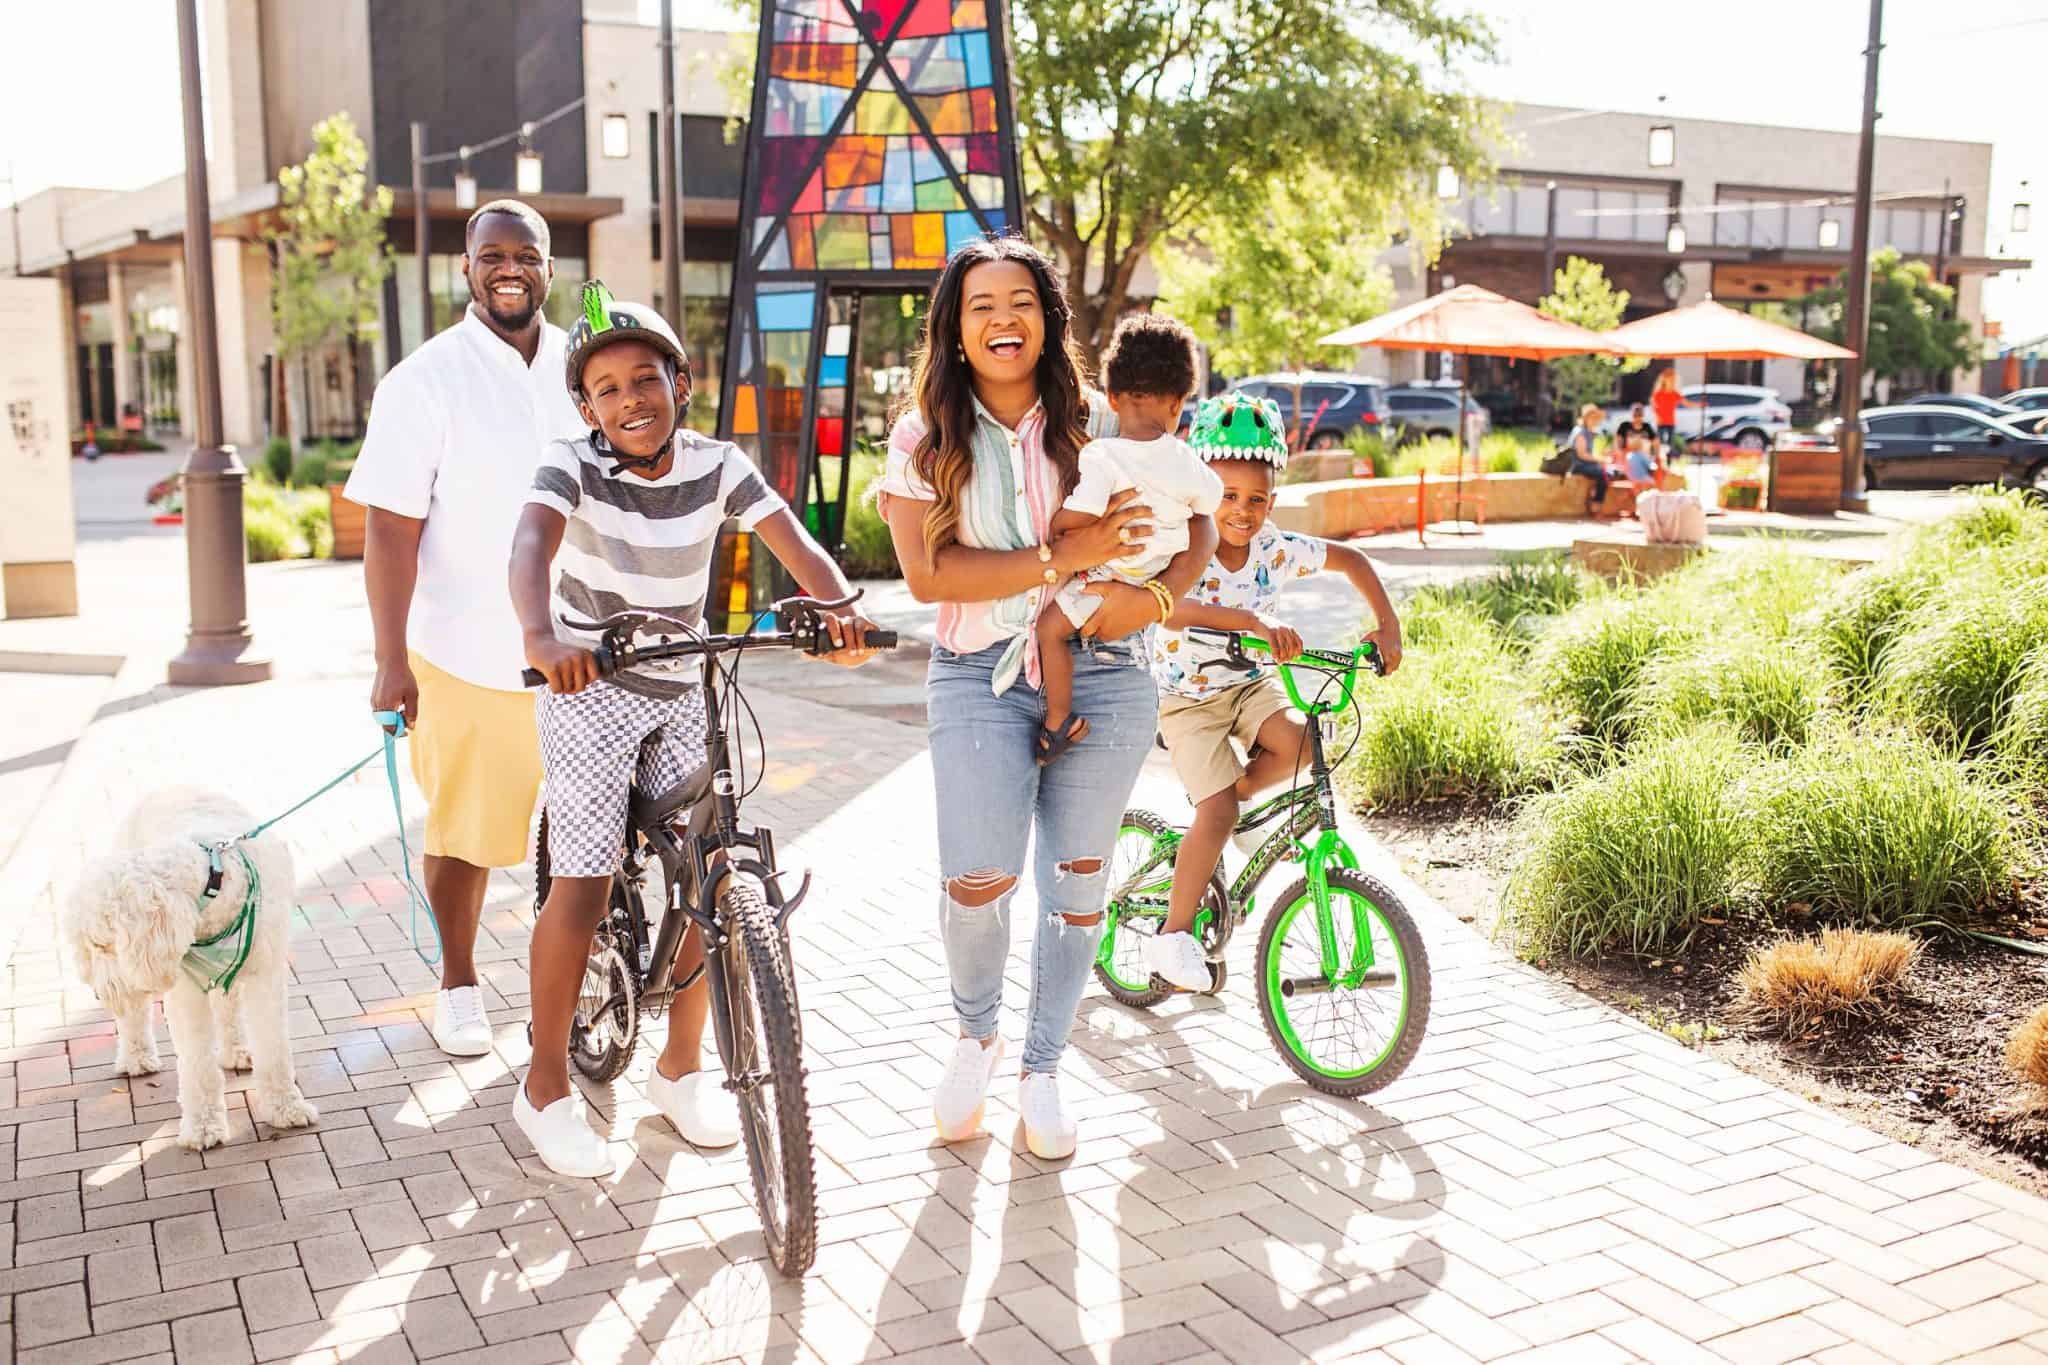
264,1090,319,1131
114,1047,162,1077
221,1045,254,1072
177,1109,231,1151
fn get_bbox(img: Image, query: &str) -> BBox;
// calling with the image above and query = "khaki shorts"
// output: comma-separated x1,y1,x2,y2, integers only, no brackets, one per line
407,651,543,869
1157,677,1292,803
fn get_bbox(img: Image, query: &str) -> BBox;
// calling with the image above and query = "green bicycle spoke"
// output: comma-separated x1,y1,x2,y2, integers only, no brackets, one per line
1264,887,1410,1080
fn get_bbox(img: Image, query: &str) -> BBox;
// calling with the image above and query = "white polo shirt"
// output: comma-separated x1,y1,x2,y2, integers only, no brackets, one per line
345,305,587,691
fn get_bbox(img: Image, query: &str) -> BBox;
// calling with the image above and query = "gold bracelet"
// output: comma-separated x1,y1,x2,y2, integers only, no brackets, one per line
1146,580,1174,623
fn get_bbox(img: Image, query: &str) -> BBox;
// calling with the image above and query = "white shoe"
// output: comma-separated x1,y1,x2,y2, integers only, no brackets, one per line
513,1081,613,1178
431,987,493,1057
1231,823,1272,858
933,1034,1004,1141
1019,1071,1077,1160
1143,930,1213,991
648,1068,740,1148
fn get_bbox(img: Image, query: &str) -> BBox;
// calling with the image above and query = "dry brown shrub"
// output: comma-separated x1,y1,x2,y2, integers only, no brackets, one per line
1733,928,1920,1037
2008,1005,2048,1091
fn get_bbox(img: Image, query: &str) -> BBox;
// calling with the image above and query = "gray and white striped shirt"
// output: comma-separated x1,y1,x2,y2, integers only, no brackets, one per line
527,430,784,697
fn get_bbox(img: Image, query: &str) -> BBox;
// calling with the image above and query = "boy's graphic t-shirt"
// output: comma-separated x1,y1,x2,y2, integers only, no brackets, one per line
527,429,784,697
1149,523,1327,701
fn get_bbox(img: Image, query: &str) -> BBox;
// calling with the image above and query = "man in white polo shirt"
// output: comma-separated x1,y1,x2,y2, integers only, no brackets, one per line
344,200,585,1056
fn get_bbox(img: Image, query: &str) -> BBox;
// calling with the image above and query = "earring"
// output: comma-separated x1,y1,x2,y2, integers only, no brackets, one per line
955,346,966,363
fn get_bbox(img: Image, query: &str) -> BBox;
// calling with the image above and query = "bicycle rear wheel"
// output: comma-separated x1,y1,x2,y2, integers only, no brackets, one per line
1096,811,1176,1008
720,875,818,1276
1256,867,1429,1097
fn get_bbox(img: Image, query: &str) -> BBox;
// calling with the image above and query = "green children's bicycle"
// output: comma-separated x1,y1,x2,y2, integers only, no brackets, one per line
1095,627,1431,1097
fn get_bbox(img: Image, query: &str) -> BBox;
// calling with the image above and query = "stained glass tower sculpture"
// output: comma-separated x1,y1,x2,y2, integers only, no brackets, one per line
712,0,1026,626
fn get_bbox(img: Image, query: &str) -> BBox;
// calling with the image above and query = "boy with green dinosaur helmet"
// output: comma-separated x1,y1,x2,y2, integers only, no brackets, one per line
1143,395,1404,990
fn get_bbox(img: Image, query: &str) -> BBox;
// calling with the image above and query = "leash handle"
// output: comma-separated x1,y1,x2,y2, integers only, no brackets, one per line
372,711,442,969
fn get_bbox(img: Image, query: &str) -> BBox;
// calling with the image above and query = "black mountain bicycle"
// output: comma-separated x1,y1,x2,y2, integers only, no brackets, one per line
524,593,896,1276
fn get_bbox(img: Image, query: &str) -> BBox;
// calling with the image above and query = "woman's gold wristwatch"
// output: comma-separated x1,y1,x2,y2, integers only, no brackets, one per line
1037,542,1058,585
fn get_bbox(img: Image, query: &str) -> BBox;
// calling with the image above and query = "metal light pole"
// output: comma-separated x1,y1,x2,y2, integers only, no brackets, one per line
168,0,270,685
411,122,433,347
1837,0,1883,511
1537,180,1558,430
657,0,684,323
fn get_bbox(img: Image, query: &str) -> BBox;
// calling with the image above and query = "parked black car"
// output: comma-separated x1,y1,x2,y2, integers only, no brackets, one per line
1852,405,2048,492
1903,392,2027,421
1224,372,1394,448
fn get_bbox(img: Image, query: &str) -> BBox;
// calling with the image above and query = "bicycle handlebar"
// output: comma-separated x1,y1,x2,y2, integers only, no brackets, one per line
1181,625,1383,716
520,593,899,687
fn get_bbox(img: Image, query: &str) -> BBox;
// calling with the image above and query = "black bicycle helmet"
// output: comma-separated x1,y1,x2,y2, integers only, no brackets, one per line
564,281,692,471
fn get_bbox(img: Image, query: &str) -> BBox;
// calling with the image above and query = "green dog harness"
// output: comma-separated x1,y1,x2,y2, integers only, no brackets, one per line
182,840,260,993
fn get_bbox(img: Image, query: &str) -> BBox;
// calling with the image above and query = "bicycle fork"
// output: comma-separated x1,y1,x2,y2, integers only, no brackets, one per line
1281,712,1391,998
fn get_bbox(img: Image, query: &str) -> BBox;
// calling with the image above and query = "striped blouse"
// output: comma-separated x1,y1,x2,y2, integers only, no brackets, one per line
879,393,1114,693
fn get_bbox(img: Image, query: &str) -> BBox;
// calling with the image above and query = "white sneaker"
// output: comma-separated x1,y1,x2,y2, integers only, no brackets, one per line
1019,1071,1077,1160
1143,930,1213,992
514,1081,613,1178
648,1068,740,1148
431,987,493,1057
1231,823,1272,858
933,1034,1004,1141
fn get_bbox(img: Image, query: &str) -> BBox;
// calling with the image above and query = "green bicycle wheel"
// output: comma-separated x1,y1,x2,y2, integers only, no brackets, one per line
1096,812,1175,1008
1256,867,1429,1096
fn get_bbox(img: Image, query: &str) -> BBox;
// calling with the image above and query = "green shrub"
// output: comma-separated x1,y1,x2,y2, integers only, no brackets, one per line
1343,602,1553,805
290,441,335,489
839,447,899,579
1874,579,2048,749
262,436,293,485
1534,593,1699,745
1480,432,1537,474
1343,427,1393,478
1500,726,1753,958
1406,555,1589,644
1899,486,2048,564
244,503,297,562
1659,543,1842,642
294,495,333,559
1633,638,1831,755
241,477,326,560
1752,729,2019,929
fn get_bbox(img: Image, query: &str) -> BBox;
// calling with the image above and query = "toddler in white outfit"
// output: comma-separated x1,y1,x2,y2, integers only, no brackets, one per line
1034,313,1222,764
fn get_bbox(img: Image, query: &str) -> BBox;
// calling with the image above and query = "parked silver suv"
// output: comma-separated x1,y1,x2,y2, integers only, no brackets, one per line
1604,384,1791,450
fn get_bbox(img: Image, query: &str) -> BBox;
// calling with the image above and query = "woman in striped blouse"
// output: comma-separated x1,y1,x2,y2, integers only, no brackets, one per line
879,237,1217,1160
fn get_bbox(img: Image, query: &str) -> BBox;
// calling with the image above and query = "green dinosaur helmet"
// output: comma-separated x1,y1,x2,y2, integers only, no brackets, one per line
1187,394,1289,468
563,280,690,397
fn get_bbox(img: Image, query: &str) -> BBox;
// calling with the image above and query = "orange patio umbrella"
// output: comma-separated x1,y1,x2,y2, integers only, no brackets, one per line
1603,298,1856,361
1319,285,1621,529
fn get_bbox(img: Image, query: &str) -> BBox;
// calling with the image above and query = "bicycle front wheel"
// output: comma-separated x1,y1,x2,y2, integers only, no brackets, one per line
1256,867,1429,1097
719,875,818,1276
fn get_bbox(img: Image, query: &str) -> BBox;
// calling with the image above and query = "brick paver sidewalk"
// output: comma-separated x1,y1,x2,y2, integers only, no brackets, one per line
5,637,2048,1364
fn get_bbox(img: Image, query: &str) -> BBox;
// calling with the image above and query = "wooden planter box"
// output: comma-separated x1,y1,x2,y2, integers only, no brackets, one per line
1768,447,1843,513
328,485,365,560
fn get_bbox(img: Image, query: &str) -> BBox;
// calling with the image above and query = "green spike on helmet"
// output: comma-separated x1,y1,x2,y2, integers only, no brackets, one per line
1188,395,1289,469
580,280,615,337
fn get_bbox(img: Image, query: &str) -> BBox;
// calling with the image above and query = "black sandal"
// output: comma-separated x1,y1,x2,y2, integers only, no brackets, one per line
1035,714,1090,766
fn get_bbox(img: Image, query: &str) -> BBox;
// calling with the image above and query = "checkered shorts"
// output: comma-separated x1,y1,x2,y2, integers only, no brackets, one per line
535,679,709,877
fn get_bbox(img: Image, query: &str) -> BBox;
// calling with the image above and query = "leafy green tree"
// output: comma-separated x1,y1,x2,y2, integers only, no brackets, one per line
1801,246,1973,397
1016,0,1495,363
1539,255,1645,414
1156,167,1393,444
263,113,392,441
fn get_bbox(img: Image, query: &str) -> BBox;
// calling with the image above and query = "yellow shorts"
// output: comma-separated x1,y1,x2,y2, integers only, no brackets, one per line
407,651,543,869
1157,678,1293,804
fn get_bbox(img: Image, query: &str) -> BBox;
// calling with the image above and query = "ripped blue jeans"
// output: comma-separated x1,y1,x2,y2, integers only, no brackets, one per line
927,634,1158,1073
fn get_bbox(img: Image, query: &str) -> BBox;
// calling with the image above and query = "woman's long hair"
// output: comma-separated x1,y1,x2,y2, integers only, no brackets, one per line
1654,367,1680,394
907,236,1091,559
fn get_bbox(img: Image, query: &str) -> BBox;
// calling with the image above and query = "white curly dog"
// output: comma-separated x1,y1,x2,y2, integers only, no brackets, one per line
63,787,318,1150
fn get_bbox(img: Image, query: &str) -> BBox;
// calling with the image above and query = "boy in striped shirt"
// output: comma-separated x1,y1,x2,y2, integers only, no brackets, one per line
507,284,874,1177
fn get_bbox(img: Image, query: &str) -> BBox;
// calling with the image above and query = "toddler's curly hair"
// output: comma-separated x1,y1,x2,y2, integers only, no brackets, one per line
1101,313,1198,401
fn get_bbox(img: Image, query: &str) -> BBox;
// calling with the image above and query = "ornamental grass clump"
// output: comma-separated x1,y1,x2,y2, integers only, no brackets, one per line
1661,542,1841,642
1803,561,1938,702
1533,592,1700,747
1733,927,1919,1038
1632,637,1831,756
1751,730,2019,930
1987,651,2048,795
1873,576,2048,750
1899,486,2048,564
1405,555,1589,645
2008,1004,2048,1093
1344,600,1553,806
1499,726,1752,958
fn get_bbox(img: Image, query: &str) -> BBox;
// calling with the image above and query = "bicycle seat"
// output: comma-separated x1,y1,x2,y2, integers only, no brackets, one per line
630,758,713,831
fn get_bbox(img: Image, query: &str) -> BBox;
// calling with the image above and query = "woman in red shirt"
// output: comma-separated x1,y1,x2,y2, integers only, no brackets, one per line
1651,368,1698,450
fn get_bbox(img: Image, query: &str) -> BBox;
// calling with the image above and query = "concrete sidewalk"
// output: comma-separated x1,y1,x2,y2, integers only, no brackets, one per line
2,524,2046,1363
